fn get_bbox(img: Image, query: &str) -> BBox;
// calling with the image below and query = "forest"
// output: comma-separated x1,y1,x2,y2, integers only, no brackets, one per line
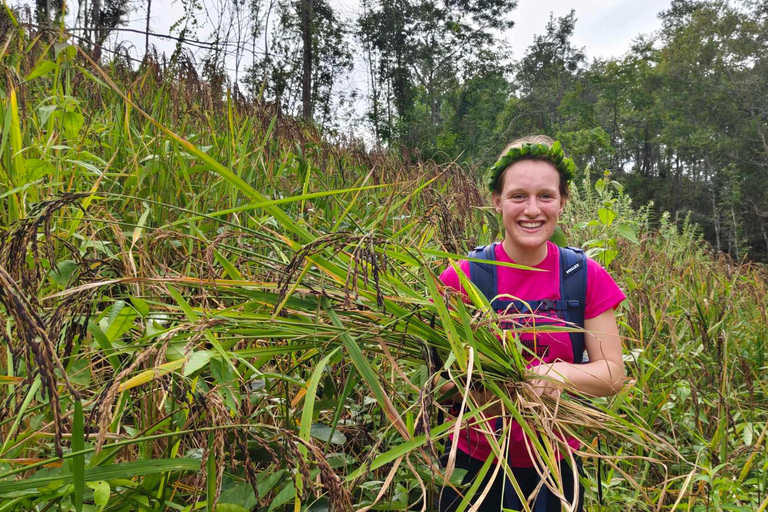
0,0,767,510
17,0,768,262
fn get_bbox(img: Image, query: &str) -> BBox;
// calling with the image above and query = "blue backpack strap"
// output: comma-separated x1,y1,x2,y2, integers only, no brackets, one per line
558,246,588,364
468,243,498,304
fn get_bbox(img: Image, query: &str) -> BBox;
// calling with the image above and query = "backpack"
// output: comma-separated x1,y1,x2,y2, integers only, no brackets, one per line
467,243,588,364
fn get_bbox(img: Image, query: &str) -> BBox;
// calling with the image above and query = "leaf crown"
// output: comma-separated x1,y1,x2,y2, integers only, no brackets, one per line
487,141,576,192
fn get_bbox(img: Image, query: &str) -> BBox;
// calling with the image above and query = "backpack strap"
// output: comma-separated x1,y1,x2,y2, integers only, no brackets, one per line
558,246,588,364
468,244,498,303
468,243,588,365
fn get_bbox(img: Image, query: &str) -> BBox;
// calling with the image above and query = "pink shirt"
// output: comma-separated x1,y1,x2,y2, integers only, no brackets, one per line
439,241,626,467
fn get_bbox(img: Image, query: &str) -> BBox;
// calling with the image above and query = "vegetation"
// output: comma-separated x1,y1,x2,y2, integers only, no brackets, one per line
0,7,767,512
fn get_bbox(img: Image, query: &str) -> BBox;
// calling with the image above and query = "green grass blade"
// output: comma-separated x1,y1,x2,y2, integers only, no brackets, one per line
72,399,85,512
0,376,41,456
0,458,201,492
207,431,215,512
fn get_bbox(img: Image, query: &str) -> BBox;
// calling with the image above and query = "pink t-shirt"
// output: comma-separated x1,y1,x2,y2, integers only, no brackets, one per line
439,241,626,467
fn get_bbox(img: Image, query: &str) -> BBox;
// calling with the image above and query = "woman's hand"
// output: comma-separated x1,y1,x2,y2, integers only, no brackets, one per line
526,362,571,398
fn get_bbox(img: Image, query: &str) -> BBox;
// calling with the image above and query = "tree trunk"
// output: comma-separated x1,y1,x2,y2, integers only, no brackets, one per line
91,0,101,60
754,203,768,257
642,124,651,177
301,0,313,121
711,188,721,254
731,205,740,261
144,0,152,58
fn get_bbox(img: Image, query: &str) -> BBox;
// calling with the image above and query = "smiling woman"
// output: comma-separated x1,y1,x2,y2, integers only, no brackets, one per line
437,135,626,511
492,158,565,266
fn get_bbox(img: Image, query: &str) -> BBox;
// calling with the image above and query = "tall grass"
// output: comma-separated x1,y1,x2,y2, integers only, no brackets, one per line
0,23,766,512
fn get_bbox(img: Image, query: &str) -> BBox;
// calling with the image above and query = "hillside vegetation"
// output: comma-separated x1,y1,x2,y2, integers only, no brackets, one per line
0,22,767,512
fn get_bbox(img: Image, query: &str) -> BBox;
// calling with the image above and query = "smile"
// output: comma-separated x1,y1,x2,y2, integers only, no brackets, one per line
519,221,544,229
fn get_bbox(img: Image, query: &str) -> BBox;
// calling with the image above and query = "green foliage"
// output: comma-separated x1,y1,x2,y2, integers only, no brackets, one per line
0,19,766,512
568,168,639,266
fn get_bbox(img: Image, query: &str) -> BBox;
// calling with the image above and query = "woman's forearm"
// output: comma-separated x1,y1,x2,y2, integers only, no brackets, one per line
533,360,625,398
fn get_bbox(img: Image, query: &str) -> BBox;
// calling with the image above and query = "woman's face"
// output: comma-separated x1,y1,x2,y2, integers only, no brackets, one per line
492,159,566,263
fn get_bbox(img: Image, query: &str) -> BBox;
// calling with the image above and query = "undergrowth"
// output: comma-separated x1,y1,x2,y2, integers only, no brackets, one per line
0,22,766,512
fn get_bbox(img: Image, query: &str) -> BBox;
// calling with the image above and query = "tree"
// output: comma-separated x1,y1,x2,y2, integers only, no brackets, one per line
359,0,517,151
244,0,352,126
514,10,586,133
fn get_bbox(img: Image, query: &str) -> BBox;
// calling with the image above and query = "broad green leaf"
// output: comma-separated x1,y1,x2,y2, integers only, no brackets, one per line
54,43,72,58
183,350,212,377
742,424,754,446
213,249,243,280
309,423,346,445
129,297,149,318
595,178,606,196
257,469,286,497
218,481,256,510
38,104,57,125
63,111,84,140
24,158,55,180
86,481,110,510
104,302,137,343
215,505,249,512
48,260,78,288
25,61,56,81
267,482,295,512
87,322,119,370
550,225,567,247
617,223,639,244
598,207,616,226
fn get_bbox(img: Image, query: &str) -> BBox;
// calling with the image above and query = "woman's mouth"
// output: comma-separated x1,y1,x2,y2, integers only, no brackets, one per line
518,221,544,229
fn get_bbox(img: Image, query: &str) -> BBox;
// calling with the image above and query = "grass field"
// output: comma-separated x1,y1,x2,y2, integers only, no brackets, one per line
0,22,767,511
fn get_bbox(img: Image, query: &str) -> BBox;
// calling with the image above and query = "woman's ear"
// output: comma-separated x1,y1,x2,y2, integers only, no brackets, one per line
559,196,567,216
492,193,502,214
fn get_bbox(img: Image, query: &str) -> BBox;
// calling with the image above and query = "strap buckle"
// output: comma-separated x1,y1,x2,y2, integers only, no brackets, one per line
539,299,557,310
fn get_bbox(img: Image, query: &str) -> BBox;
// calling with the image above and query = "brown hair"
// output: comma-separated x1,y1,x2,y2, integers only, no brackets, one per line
493,135,569,198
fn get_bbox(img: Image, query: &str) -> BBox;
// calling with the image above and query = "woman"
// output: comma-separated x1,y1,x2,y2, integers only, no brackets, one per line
437,135,626,511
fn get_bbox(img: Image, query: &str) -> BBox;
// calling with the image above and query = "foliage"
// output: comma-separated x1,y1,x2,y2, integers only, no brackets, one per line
244,0,353,125
0,20,766,512
358,0,516,153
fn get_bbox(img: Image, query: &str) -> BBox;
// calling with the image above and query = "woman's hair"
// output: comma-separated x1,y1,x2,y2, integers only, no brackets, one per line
493,135,570,198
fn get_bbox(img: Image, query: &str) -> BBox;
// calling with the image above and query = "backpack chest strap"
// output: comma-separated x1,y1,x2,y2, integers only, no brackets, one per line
491,298,581,313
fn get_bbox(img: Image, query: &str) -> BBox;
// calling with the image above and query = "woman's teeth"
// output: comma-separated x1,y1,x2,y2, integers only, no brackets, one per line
520,221,543,228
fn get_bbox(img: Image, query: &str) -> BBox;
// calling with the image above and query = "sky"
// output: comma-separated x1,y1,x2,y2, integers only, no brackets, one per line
48,0,674,131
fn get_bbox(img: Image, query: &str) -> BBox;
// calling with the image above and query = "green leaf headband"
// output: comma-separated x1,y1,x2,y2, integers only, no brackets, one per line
487,141,576,192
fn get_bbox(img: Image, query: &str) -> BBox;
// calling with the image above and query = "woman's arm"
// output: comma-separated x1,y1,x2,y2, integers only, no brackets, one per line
528,308,625,398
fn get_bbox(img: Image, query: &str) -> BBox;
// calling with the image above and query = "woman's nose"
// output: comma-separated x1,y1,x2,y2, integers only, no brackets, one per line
523,197,541,216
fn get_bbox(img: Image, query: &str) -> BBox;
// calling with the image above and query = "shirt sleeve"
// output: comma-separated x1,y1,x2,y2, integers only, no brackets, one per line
584,258,626,319
438,260,471,295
